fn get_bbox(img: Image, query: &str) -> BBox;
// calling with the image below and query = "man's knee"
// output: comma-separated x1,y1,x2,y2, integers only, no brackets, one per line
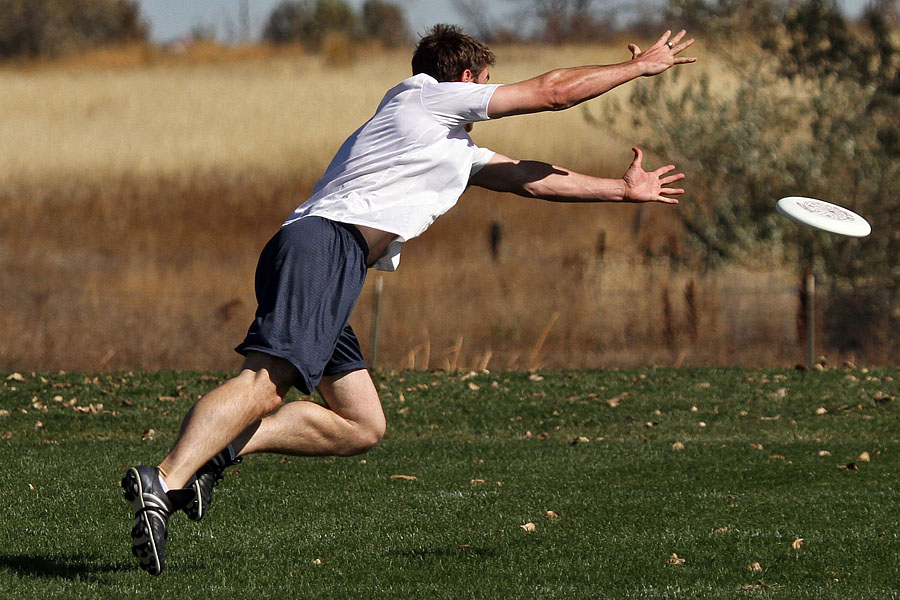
338,416,386,456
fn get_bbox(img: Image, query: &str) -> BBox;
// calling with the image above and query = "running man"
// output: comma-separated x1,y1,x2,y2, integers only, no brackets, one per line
122,24,696,575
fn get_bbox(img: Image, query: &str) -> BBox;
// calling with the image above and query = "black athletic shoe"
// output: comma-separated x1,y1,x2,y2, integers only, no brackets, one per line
121,465,173,576
183,447,242,522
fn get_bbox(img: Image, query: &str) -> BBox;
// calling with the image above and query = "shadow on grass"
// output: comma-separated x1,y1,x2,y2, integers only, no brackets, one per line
0,553,132,580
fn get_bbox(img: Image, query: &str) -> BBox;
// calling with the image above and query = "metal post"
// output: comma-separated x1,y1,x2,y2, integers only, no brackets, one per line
370,275,383,370
805,271,815,370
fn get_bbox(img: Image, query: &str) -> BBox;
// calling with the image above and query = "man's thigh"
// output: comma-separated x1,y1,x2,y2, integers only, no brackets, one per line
316,369,385,430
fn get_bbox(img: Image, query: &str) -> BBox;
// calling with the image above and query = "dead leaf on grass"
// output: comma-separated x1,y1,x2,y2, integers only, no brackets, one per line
750,443,764,451
1,431,12,440
141,428,156,441
746,562,763,572
858,451,871,462
839,462,859,471
467,382,480,391
818,450,832,457
791,538,804,550
815,407,828,415
571,436,591,445
714,526,729,534
672,441,685,451
6,373,25,382
390,474,417,481
470,479,486,485
528,374,544,382
544,510,560,520
521,522,537,532
666,553,686,565
33,421,44,430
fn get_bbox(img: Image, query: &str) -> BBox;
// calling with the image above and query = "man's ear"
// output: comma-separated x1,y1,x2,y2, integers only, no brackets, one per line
458,69,475,82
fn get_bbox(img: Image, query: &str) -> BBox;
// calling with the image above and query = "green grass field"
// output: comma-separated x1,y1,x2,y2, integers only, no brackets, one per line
1,367,898,598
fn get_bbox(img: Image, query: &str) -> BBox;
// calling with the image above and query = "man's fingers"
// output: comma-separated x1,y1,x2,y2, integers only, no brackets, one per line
673,37,695,53
654,164,677,176
654,29,672,48
673,38,697,63
661,188,685,196
659,172,686,185
669,30,687,46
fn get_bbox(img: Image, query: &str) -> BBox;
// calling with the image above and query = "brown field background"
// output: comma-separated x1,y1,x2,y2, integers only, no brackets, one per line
0,43,825,373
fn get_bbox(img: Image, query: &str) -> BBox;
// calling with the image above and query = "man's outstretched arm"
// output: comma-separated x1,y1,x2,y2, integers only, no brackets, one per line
487,30,696,118
469,148,685,205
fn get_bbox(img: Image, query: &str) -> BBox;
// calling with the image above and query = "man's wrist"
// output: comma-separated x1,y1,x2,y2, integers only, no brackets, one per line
616,179,629,202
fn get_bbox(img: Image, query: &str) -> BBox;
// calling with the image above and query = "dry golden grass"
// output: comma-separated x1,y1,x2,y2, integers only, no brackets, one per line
0,42,816,372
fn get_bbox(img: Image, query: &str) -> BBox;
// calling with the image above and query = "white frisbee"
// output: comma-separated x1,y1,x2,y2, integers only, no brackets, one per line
776,196,871,237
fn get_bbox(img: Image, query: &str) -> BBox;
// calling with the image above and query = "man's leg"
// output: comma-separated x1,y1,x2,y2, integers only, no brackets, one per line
157,351,298,490
123,351,296,575
231,368,386,458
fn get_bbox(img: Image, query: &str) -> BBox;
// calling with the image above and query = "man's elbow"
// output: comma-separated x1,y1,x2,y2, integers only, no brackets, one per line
541,72,578,111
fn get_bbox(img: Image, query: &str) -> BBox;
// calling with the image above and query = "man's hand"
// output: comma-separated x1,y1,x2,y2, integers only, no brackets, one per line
622,147,685,204
628,30,696,77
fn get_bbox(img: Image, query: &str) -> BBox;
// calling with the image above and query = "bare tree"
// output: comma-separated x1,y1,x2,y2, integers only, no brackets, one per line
451,0,506,42
453,0,626,44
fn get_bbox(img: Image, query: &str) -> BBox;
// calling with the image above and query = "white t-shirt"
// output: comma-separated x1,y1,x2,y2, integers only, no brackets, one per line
284,73,500,271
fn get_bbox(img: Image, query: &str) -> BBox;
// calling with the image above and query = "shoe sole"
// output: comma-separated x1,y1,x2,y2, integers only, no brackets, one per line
122,467,164,576
184,477,204,521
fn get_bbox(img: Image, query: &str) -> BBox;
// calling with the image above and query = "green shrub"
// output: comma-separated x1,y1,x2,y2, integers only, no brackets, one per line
603,0,899,360
263,0,357,50
0,0,146,59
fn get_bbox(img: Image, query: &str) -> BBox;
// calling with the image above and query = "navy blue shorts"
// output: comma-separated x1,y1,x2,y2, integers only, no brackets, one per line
235,217,369,395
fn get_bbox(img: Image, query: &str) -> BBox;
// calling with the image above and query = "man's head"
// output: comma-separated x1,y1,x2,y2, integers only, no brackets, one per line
411,24,496,83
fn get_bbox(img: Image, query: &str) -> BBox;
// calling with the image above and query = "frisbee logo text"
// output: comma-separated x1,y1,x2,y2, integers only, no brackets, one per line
798,199,855,222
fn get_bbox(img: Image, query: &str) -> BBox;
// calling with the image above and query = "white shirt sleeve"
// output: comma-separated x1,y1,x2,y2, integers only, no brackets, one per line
420,81,501,129
469,146,496,177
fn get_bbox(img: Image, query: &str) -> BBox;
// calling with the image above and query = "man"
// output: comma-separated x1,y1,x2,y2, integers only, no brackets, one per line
122,24,696,575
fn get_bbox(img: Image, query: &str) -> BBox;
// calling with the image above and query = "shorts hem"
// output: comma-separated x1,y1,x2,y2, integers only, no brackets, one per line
234,344,315,396
322,361,368,377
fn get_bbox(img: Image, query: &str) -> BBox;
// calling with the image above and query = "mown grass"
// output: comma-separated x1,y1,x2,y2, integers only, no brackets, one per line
1,367,898,598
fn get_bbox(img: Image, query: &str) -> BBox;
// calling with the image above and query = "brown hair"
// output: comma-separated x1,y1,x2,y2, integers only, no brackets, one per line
411,24,496,82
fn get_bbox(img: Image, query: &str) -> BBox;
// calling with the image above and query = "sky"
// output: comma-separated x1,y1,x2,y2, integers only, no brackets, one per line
134,0,466,43
134,0,873,44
